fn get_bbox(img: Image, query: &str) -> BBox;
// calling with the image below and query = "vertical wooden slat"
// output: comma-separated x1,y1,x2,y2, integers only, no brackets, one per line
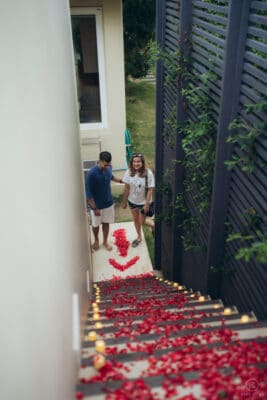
171,0,192,281
155,0,167,270
206,0,252,297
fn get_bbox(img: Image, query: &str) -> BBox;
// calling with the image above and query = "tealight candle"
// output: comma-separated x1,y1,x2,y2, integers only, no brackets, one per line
173,282,178,287
178,285,185,290
87,331,97,341
95,339,106,353
92,307,99,313
198,296,205,302
213,304,221,309
190,294,195,298
96,299,100,303
93,354,106,370
241,314,250,323
93,313,100,320
92,302,97,307
95,322,103,329
223,308,232,315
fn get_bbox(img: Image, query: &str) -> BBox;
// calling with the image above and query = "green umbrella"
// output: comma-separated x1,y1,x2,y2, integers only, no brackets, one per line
125,129,133,165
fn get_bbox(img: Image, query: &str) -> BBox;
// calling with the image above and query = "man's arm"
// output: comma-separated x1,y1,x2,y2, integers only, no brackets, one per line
85,171,100,215
111,175,124,184
87,198,97,210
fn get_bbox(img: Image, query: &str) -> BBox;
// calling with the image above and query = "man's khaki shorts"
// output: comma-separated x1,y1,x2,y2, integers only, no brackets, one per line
90,204,115,227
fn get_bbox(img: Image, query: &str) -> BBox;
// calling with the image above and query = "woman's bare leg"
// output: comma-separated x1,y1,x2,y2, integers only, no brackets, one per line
131,208,142,241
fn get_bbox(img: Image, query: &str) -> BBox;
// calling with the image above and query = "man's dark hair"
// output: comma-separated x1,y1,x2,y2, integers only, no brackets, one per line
99,151,112,163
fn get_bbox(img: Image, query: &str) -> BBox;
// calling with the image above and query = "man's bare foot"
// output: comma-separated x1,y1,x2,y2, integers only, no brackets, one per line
92,241,100,251
103,242,113,251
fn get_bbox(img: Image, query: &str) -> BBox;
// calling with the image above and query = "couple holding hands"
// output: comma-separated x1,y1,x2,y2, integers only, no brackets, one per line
85,151,154,251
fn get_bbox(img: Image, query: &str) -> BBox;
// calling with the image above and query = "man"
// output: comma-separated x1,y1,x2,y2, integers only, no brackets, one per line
85,151,122,251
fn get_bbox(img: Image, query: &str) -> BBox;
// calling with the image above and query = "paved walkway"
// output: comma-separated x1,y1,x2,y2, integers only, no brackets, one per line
90,221,153,282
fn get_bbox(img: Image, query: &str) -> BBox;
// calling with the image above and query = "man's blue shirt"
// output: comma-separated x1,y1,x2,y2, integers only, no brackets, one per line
85,165,114,209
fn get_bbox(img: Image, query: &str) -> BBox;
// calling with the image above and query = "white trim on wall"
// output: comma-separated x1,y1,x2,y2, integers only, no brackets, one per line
71,7,108,131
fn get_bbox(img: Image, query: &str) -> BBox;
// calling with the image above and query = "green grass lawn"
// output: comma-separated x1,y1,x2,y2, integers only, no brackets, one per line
113,79,156,266
126,80,156,170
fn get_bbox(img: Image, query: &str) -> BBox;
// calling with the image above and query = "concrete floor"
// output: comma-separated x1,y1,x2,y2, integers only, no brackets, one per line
90,221,153,282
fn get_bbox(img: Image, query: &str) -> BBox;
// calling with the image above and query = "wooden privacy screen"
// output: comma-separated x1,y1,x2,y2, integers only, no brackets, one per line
155,0,267,319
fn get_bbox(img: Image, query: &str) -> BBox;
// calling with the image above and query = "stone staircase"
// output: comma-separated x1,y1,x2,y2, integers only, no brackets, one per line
76,274,267,399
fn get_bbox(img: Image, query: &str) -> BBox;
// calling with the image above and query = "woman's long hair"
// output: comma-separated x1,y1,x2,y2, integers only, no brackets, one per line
129,154,147,177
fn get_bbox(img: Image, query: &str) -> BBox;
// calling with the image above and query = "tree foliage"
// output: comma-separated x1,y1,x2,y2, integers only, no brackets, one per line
123,0,155,78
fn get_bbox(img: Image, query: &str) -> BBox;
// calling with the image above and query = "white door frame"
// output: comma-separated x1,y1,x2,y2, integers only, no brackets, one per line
71,7,108,131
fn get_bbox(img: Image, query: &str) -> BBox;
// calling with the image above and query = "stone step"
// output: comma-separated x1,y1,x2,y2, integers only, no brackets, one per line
87,298,230,320
82,320,267,356
77,360,267,398
84,311,257,339
89,290,200,308
76,276,267,399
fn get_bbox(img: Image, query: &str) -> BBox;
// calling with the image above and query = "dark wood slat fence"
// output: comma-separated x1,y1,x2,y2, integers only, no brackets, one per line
155,0,267,319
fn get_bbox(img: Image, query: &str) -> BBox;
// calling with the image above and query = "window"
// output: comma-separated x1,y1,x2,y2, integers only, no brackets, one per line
71,8,107,130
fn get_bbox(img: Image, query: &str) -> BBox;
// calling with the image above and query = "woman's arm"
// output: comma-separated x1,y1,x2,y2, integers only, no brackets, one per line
145,187,153,204
142,187,153,214
121,183,130,208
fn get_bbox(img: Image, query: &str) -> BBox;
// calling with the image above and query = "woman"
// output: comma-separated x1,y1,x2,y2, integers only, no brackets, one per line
121,153,155,247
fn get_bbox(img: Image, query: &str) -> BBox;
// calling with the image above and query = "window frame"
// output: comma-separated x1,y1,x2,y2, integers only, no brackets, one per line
71,7,107,131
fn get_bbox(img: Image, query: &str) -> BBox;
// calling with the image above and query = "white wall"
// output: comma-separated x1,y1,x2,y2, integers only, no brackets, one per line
0,1,91,399
70,0,127,170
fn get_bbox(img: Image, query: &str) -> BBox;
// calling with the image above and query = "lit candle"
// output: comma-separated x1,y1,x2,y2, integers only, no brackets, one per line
213,304,220,309
95,322,103,329
93,307,99,313
198,296,205,302
96,299,100,304
223,308,232,315
190,294,195,298
173,282,178,287
87,331,97,341
93,313,100,320
178,285,185,290
95,339,106,353
92,302,97,307
241,314,250,323
93,354,106,370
